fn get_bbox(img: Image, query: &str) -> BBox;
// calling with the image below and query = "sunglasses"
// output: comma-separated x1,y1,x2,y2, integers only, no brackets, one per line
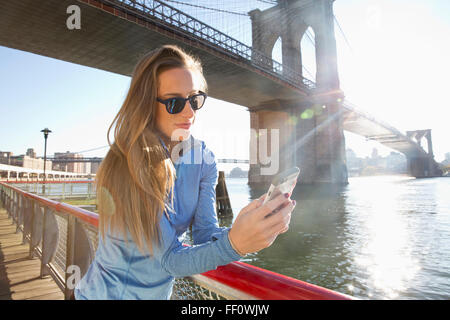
157,91,207,114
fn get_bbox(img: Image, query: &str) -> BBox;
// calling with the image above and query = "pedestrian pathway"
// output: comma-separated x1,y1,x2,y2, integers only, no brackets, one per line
0,207,64,300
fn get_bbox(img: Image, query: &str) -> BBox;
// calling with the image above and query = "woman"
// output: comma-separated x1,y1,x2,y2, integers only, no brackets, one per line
73,45,295,300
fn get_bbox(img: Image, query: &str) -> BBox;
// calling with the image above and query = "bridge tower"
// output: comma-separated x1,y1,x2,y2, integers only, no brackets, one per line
248,0,347,185
406,129,442,177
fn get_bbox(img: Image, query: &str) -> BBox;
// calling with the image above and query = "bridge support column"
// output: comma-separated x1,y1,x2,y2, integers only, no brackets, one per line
249,108,296,185
295,99,347,184
406,129,442,178
249,98,348,185
407,156,442,178
407,157,428,178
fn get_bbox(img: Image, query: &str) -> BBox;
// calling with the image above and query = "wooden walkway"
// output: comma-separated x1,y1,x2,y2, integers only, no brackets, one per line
0,207,64,300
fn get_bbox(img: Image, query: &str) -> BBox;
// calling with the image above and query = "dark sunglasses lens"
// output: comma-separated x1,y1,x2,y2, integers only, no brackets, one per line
191,94,205,110
168,98,185,114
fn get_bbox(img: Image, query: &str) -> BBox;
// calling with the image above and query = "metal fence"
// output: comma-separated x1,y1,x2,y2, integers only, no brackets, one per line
10,181,96,200
0,181,352,300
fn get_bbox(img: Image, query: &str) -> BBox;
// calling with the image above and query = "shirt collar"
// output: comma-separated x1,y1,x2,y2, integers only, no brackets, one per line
158,134,202,164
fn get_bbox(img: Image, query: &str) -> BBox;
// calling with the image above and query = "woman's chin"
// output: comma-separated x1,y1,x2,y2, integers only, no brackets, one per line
171,127,191,142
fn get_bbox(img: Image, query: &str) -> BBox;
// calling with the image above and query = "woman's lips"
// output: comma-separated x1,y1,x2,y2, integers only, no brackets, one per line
175,123,191,129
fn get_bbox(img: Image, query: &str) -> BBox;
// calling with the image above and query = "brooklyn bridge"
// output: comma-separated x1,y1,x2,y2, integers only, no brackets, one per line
0,0,442,184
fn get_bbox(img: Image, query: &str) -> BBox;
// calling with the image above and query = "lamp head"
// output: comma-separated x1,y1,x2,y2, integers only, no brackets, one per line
41,128,52,138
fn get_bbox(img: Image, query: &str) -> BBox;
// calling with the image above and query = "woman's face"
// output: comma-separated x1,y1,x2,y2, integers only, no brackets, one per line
156,67,202,143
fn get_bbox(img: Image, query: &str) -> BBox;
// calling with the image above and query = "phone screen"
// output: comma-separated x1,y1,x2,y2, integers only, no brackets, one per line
262,167,300,205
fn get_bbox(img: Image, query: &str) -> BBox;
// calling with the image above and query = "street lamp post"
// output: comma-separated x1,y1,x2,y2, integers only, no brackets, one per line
41,128,52,195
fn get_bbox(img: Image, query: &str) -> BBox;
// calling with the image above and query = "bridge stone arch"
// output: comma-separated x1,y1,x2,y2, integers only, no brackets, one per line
299,25,316,80
249,0,339,89
272,37,283,64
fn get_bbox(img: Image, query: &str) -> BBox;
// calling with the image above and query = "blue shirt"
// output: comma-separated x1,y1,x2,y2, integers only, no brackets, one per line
74,136,241,299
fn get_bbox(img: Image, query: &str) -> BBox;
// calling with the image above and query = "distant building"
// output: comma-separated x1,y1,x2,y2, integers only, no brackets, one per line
84,161,91,175
345,148,406,176
228,167,248,178
385,151,407,172
0,151,13,165
441,152,450,166
371,148,379,159
53,151,92,174
90,161,100,174
9,154,52,170
26,148,36,158
1,149,52,170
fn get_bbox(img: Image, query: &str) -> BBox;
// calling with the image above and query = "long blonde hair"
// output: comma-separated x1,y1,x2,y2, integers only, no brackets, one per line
96,45,206,256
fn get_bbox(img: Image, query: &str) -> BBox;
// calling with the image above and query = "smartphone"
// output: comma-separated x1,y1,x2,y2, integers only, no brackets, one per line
262,166,300,205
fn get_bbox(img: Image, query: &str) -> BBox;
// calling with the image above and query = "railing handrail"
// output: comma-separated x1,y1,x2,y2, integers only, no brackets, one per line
204,261,351,300
0,181,352,300
1,182,99,227
4,180,95,184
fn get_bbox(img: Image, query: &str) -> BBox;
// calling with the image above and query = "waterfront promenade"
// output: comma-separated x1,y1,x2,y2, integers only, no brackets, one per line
0,180,353,300
0,207,63,300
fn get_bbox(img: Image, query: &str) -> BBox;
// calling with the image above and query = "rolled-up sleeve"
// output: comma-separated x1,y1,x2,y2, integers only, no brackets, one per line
155,212,241,278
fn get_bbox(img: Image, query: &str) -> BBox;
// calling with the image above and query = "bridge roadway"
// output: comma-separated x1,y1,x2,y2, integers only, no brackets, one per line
341,102,428,158
0,0,309,107
0,0,431,160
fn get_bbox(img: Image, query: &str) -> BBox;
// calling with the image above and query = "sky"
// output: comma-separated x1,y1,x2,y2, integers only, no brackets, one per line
1,0,449,168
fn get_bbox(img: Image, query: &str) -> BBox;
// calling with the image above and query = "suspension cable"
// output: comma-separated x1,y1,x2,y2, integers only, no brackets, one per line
161,0,249,16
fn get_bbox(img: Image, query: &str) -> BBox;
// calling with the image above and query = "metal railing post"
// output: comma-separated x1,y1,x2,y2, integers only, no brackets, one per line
6,188,10,218
16,193,23,234
87,182,91,200
40,207,50,278
22,196,29,244
12,190,17,226
9,189,13,219
29,201,36,259
65,215,76,300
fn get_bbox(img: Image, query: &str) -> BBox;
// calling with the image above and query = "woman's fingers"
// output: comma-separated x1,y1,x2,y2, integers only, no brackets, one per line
258,193,267,201
263,199,295,235
229,193,296,255
250,199,294,250
253,192,291,218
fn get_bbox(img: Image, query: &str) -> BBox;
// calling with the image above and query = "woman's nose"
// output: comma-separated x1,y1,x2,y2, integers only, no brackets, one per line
182,100,195,118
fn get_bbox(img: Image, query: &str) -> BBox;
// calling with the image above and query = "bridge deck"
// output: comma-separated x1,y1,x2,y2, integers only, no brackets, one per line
0,208,64,300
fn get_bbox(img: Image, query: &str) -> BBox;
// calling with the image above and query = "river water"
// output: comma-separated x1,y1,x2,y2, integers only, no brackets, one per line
221,175,450,300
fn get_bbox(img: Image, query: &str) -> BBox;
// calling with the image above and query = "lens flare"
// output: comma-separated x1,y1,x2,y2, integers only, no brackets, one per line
300,109,314,119
98,186,116,216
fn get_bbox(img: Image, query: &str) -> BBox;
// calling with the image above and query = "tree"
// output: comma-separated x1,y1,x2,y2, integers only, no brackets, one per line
229,167,247,178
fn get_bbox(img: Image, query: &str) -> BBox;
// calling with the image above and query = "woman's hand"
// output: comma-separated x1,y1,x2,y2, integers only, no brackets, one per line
228,193,296,256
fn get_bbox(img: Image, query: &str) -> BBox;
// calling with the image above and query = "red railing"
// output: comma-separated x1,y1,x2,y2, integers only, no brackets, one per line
3,180,93,184
0,181,352,300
